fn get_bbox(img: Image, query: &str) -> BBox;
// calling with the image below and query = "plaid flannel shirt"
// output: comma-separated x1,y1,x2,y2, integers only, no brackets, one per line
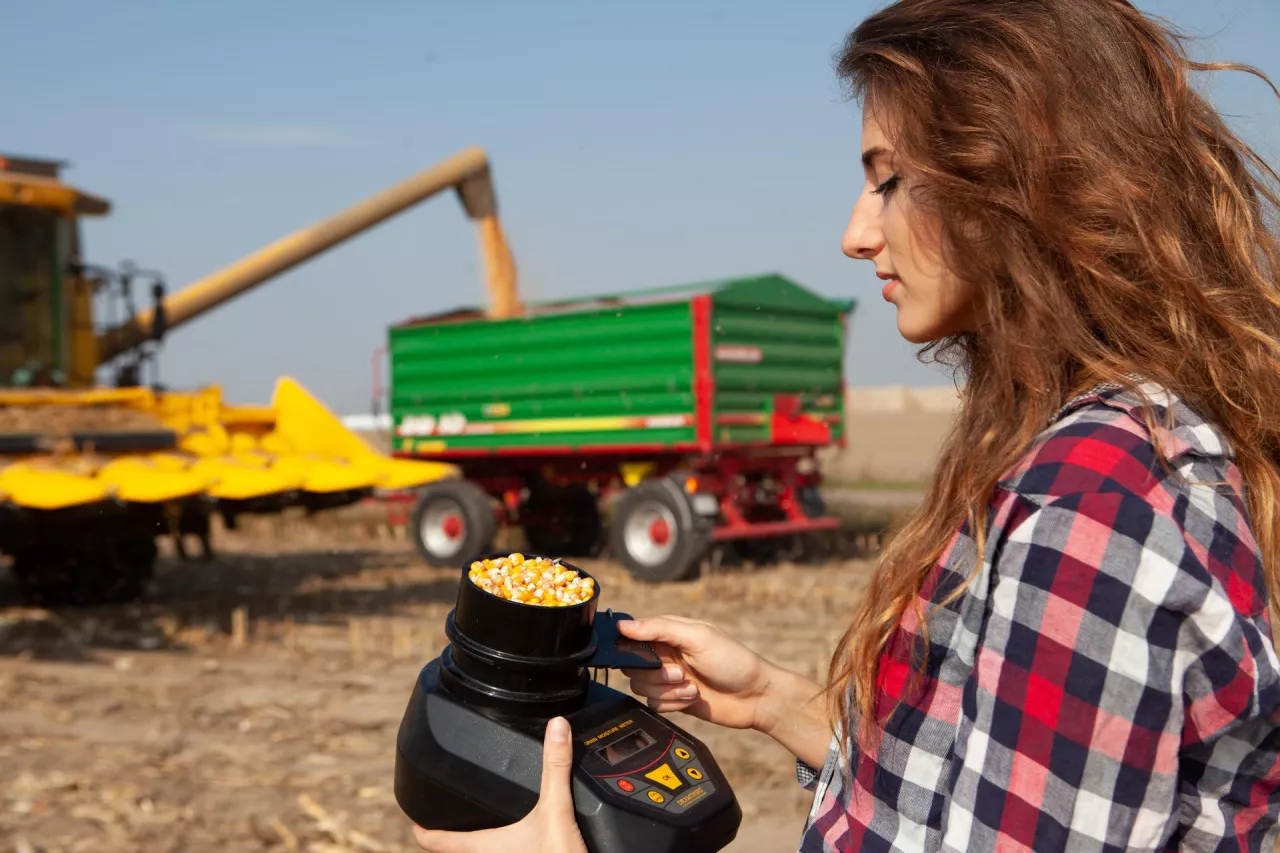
795,380,1280,852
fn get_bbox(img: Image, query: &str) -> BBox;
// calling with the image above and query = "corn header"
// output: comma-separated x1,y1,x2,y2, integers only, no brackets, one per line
0,147,519,605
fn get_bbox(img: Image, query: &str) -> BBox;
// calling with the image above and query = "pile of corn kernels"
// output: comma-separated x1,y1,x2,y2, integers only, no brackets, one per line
468,553,596,606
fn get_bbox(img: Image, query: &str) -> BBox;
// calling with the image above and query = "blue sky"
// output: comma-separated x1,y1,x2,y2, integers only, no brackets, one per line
4,0,1278,414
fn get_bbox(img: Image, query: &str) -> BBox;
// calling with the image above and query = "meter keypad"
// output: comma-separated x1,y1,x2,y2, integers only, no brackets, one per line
618,780,665,807
585,715,719,814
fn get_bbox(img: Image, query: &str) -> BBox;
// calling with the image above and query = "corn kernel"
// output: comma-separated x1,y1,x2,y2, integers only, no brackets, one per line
468,553,595,607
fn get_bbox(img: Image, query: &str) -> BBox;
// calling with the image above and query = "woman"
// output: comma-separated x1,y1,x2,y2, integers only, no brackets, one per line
413,0,1280,850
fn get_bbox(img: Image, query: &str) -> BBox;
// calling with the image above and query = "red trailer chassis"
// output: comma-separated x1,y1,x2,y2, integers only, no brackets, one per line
382,397,843,582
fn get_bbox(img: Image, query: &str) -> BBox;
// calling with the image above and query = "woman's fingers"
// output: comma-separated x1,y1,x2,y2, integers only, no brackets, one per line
629,680,700,703
617,617,710,655
620,663,684,683
643,697,700,714
624,662,694,701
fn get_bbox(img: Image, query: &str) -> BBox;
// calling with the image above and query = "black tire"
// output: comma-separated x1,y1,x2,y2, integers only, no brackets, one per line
609,478,709,582
411,479,498,568
523,484,603,558
11,534,157,607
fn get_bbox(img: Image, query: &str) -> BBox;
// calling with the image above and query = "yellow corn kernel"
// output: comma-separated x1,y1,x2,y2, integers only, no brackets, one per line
468,553,595,606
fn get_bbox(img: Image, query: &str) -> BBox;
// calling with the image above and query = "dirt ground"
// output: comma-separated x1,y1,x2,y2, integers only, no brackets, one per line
0,516,881,853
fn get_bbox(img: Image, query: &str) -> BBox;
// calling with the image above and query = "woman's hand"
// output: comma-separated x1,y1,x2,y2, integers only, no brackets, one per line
616,615,776,731
618,615,833,769
413,716,587,853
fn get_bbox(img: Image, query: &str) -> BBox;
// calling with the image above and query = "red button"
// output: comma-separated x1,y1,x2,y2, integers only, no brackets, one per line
617,779,635,792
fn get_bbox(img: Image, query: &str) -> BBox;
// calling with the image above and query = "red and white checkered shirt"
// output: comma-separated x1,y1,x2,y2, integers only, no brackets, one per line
796,381,1280,852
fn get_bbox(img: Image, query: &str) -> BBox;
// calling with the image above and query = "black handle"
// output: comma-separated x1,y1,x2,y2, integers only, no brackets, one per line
589,610,662,671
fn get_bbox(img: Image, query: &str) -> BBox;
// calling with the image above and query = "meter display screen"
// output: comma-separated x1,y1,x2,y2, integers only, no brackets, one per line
597,728,657,766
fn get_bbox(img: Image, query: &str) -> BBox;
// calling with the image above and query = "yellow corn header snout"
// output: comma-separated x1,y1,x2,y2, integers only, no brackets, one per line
0,377,455,513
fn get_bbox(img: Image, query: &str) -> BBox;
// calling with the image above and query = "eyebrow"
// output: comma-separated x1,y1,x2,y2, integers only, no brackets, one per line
861,146,892,169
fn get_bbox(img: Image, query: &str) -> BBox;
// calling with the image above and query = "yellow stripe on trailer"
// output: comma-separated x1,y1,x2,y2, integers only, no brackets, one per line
396,413,697,438
456,414,685,436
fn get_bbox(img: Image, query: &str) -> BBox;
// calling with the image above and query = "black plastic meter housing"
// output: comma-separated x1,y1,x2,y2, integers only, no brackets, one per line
394,557,743,853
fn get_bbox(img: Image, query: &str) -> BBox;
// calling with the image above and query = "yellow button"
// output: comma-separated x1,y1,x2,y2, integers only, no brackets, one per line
644,763,682,790
686,767,703,781
647,790,666,804
674,748,691,760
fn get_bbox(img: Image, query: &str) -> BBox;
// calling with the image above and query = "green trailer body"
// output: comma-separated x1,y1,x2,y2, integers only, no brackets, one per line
388,273,853,457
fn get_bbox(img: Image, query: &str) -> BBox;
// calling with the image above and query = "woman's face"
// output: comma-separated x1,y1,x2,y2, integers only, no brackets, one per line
842,109,978,344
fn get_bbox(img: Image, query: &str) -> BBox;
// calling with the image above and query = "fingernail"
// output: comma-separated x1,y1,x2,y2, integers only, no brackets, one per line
662,665,684,682
677,683,698,699
548,716,570,743
617,619,636,630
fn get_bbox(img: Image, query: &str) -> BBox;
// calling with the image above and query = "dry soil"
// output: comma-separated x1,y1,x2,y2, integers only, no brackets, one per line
0,519,877,853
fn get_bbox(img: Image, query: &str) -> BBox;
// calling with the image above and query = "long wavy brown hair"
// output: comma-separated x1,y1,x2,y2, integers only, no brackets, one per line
826,0,1280,753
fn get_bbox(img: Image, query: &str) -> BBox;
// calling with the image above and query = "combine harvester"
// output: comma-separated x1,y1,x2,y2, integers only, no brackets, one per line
0,147,517,605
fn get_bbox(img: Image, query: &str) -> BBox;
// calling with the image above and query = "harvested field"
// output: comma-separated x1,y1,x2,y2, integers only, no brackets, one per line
0,504,909,853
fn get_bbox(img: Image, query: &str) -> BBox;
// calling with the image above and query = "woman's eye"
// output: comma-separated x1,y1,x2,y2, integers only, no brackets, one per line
872,174,901,197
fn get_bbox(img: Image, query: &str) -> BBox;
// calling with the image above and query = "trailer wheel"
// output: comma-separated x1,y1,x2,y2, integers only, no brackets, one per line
11,535,157,607
610,479,707,582
411,480,498,568
523,484,602,558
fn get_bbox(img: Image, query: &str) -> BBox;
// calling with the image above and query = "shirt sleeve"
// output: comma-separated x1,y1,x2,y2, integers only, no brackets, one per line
796,757,821,791
939,490,1280,853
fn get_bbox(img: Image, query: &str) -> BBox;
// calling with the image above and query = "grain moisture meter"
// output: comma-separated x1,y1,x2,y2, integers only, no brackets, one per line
394,555,743,853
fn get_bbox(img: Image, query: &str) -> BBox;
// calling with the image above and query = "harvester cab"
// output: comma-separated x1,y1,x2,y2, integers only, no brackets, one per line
0,147,515,606
0,153,113,388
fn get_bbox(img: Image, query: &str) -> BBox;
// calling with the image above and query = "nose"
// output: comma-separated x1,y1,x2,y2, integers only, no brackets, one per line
842,190,885,261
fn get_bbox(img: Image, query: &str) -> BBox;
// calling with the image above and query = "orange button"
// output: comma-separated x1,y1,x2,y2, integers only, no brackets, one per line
617,779,635,792
686,767,703,781
674,748,691,760
647,790,666,804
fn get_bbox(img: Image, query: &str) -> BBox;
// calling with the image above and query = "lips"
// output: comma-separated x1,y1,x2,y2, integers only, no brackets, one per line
878,272,900,300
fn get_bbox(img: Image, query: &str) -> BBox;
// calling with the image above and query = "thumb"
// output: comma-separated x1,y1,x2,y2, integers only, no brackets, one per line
617,615,705,653
413,824,484,853
537,716,577,818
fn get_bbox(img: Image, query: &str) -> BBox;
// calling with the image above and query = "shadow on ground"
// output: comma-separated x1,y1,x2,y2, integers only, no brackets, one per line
0,489,912,662
0,544,460,661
